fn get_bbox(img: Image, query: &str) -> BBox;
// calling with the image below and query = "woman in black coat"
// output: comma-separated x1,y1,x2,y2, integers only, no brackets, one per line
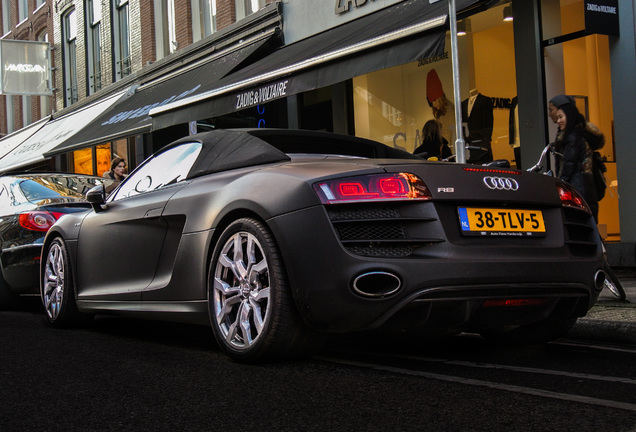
554,103,598,221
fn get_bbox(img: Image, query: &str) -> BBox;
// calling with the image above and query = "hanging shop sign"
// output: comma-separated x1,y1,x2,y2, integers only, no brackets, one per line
584,0,619,35
0,40,52,96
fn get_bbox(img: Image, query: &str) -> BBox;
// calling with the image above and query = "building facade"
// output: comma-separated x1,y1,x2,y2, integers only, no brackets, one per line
0,0,53,135
1,0,635,265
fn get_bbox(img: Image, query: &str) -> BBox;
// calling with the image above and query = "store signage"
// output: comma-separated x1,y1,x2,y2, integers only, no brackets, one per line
235,80,289,110
0,40,51,96
335,0,375,15
584,0,619,35
101,84,201,125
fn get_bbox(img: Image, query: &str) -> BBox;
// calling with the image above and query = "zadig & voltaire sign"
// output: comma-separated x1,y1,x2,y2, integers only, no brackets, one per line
335,0,376,14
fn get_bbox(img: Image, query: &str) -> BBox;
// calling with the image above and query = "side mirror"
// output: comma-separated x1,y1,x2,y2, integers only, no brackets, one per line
86,184,106,212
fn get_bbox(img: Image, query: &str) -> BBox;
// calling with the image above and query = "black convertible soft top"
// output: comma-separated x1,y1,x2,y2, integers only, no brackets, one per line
165,129,420,180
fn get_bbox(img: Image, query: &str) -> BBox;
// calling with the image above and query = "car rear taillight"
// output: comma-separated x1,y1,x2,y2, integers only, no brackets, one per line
18,211,65,232
313,173,432,204
557,183,591,213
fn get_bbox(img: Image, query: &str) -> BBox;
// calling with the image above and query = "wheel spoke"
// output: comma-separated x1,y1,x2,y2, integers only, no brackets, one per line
216,294,242,325
249,297,265,334
238,300,254,345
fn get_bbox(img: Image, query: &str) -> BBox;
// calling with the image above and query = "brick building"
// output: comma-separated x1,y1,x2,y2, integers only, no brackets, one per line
0,0,277,155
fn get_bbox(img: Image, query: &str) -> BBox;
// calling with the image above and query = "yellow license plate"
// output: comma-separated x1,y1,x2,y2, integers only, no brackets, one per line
458,207,546,237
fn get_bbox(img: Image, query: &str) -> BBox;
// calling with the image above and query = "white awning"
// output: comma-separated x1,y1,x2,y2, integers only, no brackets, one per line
0,116,49,160
0,91,125,173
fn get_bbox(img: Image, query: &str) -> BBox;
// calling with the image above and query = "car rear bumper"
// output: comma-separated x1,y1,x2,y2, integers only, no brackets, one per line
268,205,604,333
1,243,42,293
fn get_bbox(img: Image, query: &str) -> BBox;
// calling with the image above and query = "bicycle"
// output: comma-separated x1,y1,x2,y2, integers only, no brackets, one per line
528,143,627,301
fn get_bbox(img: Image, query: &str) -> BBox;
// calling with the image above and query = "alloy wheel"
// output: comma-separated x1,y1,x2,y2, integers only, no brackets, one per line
212,231,271,350
42,242,65,320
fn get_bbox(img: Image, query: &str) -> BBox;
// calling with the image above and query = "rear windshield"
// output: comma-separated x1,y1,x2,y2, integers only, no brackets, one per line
19,176,108,202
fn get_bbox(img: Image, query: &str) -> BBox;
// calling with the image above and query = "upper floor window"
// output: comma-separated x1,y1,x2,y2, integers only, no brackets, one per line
86,0,102,94
112,0,131,81
62,9,78,106
192,0,216,42
235,0,264,21
35,0,45,9
2,0,11,34
18,0,28,22
154,0,177,59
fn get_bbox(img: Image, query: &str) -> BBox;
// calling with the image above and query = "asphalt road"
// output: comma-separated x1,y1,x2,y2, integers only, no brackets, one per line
2,299,636,432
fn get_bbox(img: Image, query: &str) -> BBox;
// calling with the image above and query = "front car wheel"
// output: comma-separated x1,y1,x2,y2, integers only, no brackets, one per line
41,238,91,327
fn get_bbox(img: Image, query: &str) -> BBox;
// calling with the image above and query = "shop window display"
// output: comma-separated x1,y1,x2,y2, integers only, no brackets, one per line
353,5,517,166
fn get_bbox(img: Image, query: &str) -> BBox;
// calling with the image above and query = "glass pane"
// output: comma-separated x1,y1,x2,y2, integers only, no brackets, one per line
66,9,77,41
541,0,585,40
73,148,93,175
114,142,201,200
96,144,112,177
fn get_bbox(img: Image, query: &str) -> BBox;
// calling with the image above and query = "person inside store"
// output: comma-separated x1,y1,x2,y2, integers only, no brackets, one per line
104,157,127,181
553,100,600,221
414,119,452,160
103,157,128,195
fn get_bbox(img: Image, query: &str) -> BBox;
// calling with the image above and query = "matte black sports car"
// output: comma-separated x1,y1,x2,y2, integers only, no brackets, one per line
0,173,113,309
40,129,605,362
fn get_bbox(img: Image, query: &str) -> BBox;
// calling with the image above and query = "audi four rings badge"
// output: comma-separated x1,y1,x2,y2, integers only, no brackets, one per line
483,176,519,191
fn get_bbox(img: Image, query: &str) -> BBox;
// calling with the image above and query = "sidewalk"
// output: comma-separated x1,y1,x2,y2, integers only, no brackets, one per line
568,267,636,344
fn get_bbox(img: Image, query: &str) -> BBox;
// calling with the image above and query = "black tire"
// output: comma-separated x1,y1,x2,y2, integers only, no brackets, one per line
208,218,320,362
41,237,92,327
481,316,578,345
0,271,18,311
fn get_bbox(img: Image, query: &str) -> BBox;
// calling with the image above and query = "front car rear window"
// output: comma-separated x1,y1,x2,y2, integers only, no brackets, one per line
18,176,108,202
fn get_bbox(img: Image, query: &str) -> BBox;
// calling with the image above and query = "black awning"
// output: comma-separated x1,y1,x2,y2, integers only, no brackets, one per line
151,0,481,129
44,34,278,157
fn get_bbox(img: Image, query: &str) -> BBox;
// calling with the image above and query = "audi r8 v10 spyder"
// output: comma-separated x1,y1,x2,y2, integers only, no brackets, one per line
40,129,605,362
0,173,114,309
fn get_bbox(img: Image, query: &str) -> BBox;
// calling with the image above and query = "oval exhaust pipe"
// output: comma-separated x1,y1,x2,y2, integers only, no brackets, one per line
352,271,401,298
594,269,606,292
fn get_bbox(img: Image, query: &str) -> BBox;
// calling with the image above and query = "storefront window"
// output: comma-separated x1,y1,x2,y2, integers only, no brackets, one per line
353,4,518,166
96,144,111,177
541,0,617,240
73,148,93,174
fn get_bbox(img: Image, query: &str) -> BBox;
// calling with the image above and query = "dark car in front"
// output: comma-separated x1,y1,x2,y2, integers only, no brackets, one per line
0,173,113,308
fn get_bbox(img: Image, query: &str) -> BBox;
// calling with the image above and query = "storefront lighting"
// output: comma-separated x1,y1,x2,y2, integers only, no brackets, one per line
457,20,466,36
503,5,513,22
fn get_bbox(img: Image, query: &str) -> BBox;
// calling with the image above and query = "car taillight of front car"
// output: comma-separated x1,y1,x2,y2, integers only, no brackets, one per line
18,211,65,232
313,173,432,204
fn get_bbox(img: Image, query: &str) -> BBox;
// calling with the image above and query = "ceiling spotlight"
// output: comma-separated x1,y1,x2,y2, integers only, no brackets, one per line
503,5,513,21
457,20,467,36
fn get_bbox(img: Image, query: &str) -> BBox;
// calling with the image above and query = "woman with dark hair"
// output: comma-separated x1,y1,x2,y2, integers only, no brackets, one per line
103,157,127,181
414,119,452,160
554,102,598,221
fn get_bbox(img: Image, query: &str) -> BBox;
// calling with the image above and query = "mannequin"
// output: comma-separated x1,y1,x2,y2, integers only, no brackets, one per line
461,89,494,163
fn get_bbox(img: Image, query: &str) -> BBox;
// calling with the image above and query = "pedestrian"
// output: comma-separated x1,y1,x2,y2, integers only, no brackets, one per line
103,157,127,195
103,157,127,181
553,102,599,221
414,119,452,160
